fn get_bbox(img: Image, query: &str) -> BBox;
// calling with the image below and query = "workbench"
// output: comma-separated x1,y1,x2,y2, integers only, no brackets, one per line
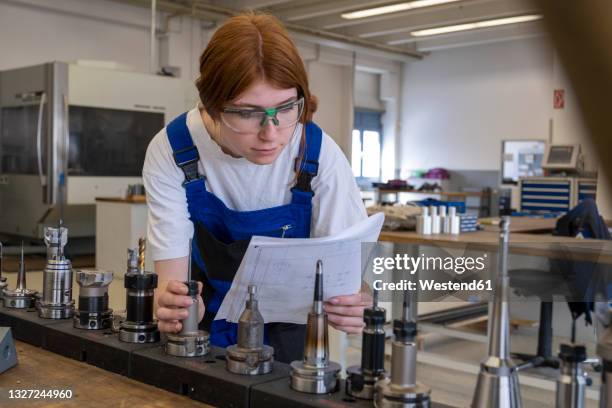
0,308,454,408
0,340,209,407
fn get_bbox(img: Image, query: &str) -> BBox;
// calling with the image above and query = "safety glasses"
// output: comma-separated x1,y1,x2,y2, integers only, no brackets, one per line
220,97,304,134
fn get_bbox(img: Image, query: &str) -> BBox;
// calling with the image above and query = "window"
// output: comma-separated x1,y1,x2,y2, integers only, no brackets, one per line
352,110,382,181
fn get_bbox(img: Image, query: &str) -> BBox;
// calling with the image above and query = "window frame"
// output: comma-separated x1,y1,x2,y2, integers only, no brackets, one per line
352,109,383,184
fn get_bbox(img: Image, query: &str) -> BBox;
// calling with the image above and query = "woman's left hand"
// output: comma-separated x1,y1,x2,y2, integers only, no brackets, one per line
324,290,373,334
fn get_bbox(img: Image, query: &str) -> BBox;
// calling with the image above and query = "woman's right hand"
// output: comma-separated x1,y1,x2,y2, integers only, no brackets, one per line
156,280,205,333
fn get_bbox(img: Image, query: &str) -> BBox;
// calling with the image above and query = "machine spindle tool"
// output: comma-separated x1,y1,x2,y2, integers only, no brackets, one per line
37,224,74,319
3,243,38,309
226,284,273,374
166,240,209,357
290,260,341,394
119,238,160,343
346,288,386,400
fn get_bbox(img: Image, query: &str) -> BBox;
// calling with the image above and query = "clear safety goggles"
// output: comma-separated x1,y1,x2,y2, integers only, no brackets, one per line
220,97,304,134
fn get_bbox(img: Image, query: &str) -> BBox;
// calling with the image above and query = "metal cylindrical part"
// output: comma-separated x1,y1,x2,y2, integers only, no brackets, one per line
126,289,155,323
601,362,612,408
119,269,159,343
236,287,264,349
226,285,273,374
597,324,612,408
555,344,587,408
391,341,416,387
291,260,340,394
303,311,329,368
38,259,74,319
73,269,113,330
42,260,72,304
4,245,37,309
226,284,273,375
180,281,200,335
165,281,209,357
361,327,386,376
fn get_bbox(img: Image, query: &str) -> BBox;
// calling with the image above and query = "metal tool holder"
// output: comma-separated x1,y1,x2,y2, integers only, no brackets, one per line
597,306,612,408
555,343,594,408
73,269,114,330
119,238,160,343
226,284,273,374
290,260,341,394
166,240,209,357
3,244,37,309
346,288,386,400
472,216,522,407
37,225,74,319
375,289,430,408
166,281,209,357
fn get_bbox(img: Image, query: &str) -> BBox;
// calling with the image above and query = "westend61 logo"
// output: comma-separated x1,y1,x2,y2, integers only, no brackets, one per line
372,253,488,275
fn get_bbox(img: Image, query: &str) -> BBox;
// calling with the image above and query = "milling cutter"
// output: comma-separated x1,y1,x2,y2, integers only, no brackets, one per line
119,238,160,343
375,289,431,408
73,269,114,330
226,285,274,374
37,225,74,319
346,288,386,400
290,260,341,394
3,243,38,309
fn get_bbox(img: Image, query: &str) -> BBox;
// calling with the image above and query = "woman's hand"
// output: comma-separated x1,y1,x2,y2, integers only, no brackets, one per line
324,290,373,334
156,280,205,333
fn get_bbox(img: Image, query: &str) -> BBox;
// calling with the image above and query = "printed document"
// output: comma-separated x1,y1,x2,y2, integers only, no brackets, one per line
215,212,384,324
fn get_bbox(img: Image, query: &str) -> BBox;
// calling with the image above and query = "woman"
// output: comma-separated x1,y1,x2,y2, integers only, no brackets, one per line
143,12,370,363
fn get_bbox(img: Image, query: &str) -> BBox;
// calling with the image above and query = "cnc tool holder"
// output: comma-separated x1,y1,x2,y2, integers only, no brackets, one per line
37,226,74,319
598,321,612,408
290,260,341,394
226,285,273,375
375,290,430,408
119,242,160,343
3,245,37,309
166,280,209,357
346,289,386,400
555,343,589,408
73,269,114,330
471,217,522,408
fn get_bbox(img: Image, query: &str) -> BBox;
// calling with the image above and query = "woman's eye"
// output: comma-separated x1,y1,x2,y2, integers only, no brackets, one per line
238,111,254,119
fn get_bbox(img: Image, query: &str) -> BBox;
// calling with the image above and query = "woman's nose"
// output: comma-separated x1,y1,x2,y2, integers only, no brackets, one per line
258,120,278,141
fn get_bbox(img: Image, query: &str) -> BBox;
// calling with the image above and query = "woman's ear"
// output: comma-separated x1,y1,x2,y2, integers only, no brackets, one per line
201,108,222,141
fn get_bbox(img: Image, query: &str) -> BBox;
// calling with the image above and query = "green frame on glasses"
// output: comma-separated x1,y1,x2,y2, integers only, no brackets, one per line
221,97,304,133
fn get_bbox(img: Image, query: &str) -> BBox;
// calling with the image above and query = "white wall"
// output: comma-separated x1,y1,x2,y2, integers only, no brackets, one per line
400,37,555,173
307,60,354,157
0,0,206,110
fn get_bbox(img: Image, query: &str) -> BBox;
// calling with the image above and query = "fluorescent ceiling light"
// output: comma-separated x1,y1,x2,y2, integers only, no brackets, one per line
341,0,461,20
410,14,542,37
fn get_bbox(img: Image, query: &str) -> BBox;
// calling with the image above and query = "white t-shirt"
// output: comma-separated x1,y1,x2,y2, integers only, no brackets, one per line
142,106,367,261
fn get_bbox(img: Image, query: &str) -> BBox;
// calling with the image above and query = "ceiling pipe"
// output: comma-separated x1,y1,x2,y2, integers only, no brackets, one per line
113,0,424,61
150,0,157,74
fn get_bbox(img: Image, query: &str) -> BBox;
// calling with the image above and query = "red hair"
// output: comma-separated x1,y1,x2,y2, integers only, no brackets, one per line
196,12,317,122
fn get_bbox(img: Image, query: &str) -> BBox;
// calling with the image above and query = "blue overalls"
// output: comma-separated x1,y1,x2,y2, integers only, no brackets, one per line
166,112,322,363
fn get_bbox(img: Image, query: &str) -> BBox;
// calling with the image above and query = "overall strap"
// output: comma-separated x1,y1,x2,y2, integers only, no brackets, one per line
166,112,205,187
291,122,322,205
